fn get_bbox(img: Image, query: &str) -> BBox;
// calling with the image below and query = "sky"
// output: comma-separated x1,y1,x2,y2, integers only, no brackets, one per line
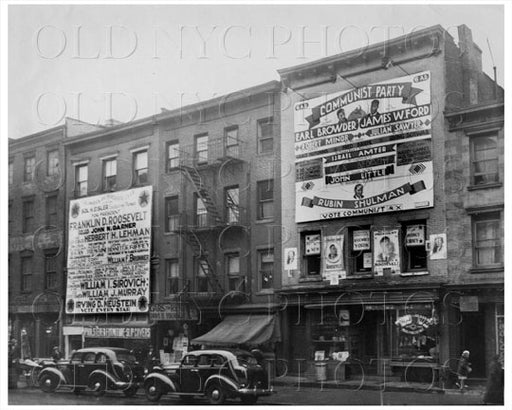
7,3,506,138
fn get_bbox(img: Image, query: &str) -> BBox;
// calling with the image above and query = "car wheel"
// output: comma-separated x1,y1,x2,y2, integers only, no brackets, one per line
240,396,258,404
89,376,107,397
39,373,59,393
145,381,163,402
206,384,226,405
123,385,138,397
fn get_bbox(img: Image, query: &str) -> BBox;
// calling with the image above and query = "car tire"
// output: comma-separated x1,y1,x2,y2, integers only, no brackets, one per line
206,384,226,405
240,396,258,404
39,373,59,393
145,381,163,402
89,376,107,397
123,385,138,397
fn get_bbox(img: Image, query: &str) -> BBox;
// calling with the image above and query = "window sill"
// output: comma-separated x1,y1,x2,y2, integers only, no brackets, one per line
298,276,323,283
347,274,374,280
469,266,504,274
467,182,502,191
400,271,429,277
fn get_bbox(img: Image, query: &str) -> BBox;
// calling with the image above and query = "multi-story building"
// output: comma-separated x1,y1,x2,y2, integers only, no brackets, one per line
276,24,503,380
8,118,101,358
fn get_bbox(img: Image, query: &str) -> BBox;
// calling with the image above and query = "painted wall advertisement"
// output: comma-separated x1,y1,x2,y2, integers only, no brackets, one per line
373,229,400,275
66,187,152,314
322,235,345,283
294,71,433,222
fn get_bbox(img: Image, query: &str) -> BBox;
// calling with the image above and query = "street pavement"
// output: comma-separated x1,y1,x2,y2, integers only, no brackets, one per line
8,385,485,406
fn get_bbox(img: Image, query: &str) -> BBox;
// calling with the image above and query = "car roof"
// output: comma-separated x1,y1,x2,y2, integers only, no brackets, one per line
185,349,254,360
74,347,131,355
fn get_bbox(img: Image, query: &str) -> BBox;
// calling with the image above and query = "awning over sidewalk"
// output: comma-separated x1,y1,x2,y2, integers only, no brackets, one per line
191,314,281,346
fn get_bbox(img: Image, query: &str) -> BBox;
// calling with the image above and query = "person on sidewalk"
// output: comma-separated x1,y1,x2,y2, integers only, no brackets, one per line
456,350,472,390
483,355,504,404
51,346,62,362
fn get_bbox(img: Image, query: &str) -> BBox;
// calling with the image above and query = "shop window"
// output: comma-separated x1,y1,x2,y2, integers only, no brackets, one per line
470,134,499,186
402,222,427,271
303,232,321,276
47,149,59,176
257,179,274,220
225,126,239,157
45,253,57,289
196,258,209,292
349,228,372,275
133,150,148,185
165,259,180,295
257,117,274,153
195,195,208,227
24,155,35,182
166,140,180,170
472,212,502,267
394,307,439,360
103,158,117,191
9,160,13,185
21,255,33,292
165,196,179,232
225,186,239,224
226,253,244,292
195,134,208,164
75,164,88,197
259,249,274,290
22,198,35,233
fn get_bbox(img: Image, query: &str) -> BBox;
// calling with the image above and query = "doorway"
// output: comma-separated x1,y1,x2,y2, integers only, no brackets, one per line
460,312,486,377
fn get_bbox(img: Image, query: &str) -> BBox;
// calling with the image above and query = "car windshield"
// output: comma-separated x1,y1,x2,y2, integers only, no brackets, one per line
236,354,258,366
116,352,137,363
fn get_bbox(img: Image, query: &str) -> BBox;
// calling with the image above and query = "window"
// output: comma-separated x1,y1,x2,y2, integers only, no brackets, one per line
45,254,57,289
133,151,148,185
8,201,13,233
24,156,35,182
21,256,33,292
259,249,274,289
226,253,244,292
196,259,209,292
46,195,58,226
103,158,117,191
257,179,274,220
165,196,179,232
75,164,88,197
225,186,239,224
473,212,502,267
349,228,372,274
195,134,208,164
225,126,239,157
83,352,96,363
167,141,180,170
165,259,180,295
402,222,427,271
303,232,321,276
47,150,59,176
9,160,13,185
471,134,499,185
22,199,35,233
257,117,274,153
195,195,208,227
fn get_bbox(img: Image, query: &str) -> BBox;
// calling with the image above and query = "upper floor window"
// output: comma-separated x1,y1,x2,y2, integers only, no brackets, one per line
21,255,33,292
8,200,13,232
195,195,208,227
195,134,208,164
257,117,274,153
226,253,244,292
9,160,13,185
225,186,240,224
196,258,209,292
471,134,499,186
47,150,59,176
473,212,502,267
133,150,148,185
46,195,58,226
103,158,117,191
402,222,427,271
257,179,274,220
75,164,88,197
165,259,180,295
167,141,180,171
225,126,239,157
24,155,35,182
165,196,179,232
302,232,321,276
45,254,57,289
22,199,35,233
259,249,274,290
349,228,372,275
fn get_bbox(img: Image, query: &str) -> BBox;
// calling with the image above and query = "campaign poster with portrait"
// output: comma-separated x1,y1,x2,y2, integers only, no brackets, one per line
284,247,298,271
294,71,433,222
373,229,400,275
322,235,345,279
429,233,447,260
66,186,153,314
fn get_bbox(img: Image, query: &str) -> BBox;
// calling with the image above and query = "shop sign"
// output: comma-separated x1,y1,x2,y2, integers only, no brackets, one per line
395,314,437,334
294,71,433,223
405,225,425,246
84,326,151,339
459,296,479,312
305,234,321,255
353,230,370,251
373,229,400,275
149,302,198,321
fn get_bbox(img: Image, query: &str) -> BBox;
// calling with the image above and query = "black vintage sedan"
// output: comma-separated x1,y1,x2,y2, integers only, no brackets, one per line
37,347,144,397
144,349,273,404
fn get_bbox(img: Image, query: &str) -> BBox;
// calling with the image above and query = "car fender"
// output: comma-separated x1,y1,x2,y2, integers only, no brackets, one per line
144,372,178,392
39,367,67,384
204,374,239,393
89,369,119,386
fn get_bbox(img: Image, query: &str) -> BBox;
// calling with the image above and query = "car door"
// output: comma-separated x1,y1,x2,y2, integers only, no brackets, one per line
77,351,97,386
67,352,83,387
179,354,201,392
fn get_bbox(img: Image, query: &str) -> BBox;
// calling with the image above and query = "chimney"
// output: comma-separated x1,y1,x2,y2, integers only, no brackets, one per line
457,25,482,105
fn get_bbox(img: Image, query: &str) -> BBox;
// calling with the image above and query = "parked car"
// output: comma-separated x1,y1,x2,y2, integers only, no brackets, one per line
37,347,144,397
144,349,274,404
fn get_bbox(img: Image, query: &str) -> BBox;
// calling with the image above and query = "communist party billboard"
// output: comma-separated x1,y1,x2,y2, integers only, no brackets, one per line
66,187,152,314
294,71,433,222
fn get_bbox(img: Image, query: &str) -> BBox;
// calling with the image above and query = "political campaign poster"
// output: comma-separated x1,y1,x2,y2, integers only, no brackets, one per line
305,234,321,255
373,229,400,275
294,71,433,222
428,233,447,260
353,229,371,251
405,224,425,246
284,247,298,271
322,235,345,279
66,186,153,314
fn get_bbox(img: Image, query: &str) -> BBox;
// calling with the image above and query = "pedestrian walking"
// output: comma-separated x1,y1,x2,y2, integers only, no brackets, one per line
483,355,504,404
456,350,472,390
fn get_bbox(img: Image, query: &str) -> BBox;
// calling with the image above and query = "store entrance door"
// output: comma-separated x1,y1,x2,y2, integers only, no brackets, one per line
461,312,486,377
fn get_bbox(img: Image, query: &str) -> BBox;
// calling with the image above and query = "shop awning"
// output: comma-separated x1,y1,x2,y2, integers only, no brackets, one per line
191,314,281,346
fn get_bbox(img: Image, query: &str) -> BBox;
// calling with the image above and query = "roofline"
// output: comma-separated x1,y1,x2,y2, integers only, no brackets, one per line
444,101,504,117
9,124,65,148
277,25,447,77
